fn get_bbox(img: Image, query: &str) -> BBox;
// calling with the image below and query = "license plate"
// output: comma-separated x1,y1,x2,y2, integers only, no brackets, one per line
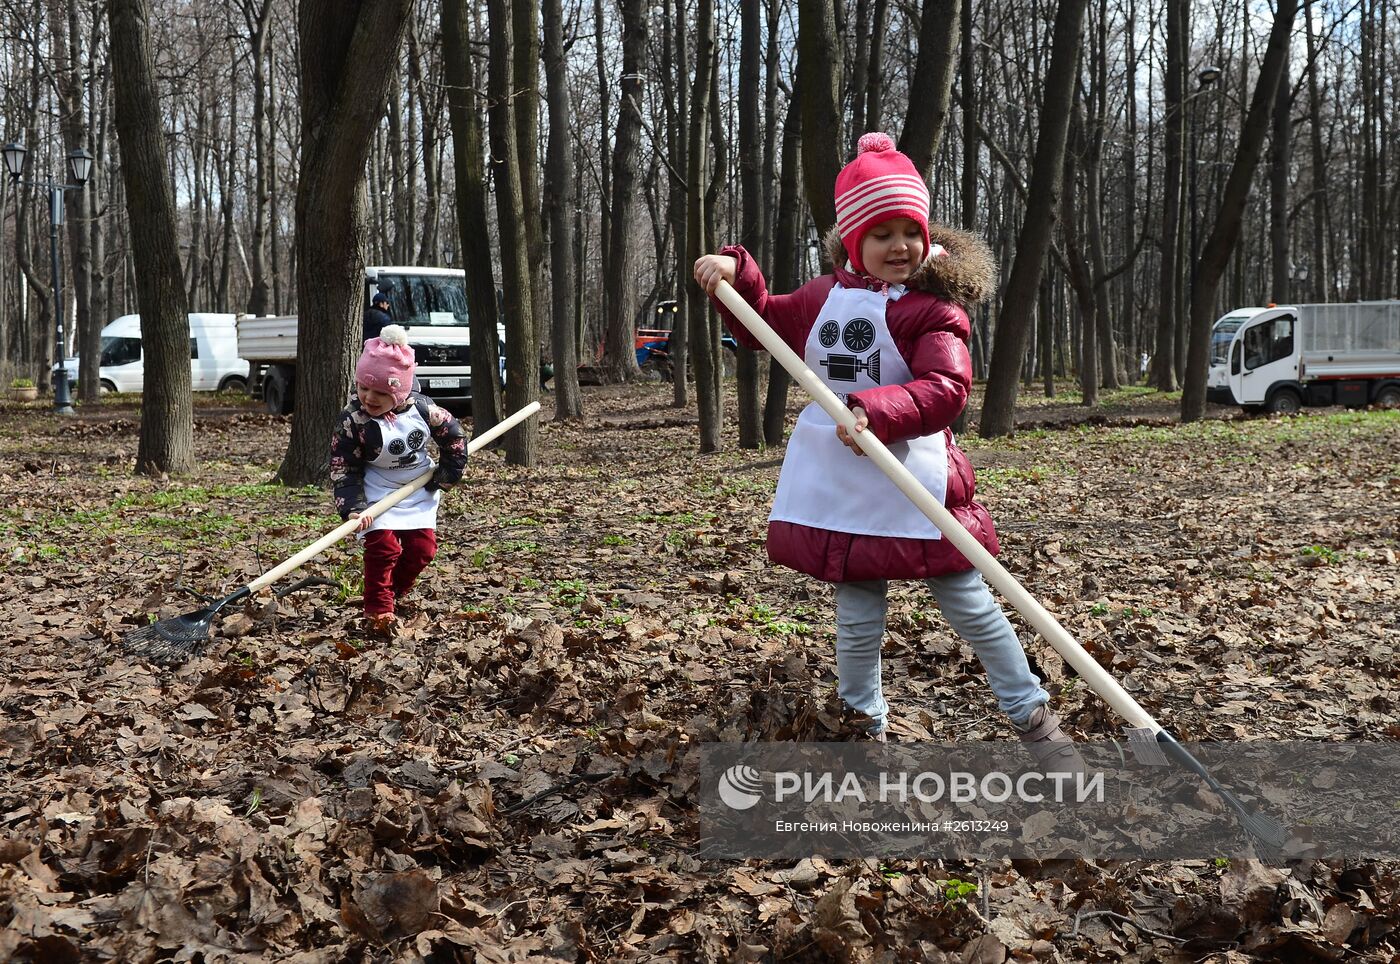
428,378,461,389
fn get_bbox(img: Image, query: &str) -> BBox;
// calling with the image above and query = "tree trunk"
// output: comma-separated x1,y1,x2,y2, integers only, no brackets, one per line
735,0,763,448
1063,98,1098,407
513,0,546,352
798,0,841,235
443,0,503,432
108,0,194,475
667,0,690,408
488,0,541,465
1149,0,1185,391
762,77,801,446
849,0,871,149
277,0,413,485
866,0,888,130
1269,40,1291,302
898,0,961,174
603,0,646,382
244,0,274,316
978,0,1088,437
593,0,612,281
688,0,720,452
542,0,582,419
52,0,97,404
1181,0,1297,421
1304,0,1331,301
411,27,443,267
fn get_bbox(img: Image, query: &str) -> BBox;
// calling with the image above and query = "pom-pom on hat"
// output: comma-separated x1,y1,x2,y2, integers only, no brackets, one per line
834,132,931,276
356,324,416,406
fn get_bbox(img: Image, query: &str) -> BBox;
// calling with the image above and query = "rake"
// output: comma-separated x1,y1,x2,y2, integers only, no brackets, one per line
124,401,541,666
713,280,1289,854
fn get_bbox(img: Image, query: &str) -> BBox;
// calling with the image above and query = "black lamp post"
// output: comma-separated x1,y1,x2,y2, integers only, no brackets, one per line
443,245,454,268
3,142,93,415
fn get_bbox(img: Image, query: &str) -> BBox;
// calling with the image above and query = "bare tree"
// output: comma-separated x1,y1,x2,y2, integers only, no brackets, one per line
602,0,647,382
1149,0,1185,391
734,0,763,448
443,0,503,431
488,0,540,465
1181,0,1298,422
979,0,1089,438
276,0,413,486
542,0,582,419
798,0,841,235
688,0,720,452
108,0,193,474
898,0,960,172
241,0,274,316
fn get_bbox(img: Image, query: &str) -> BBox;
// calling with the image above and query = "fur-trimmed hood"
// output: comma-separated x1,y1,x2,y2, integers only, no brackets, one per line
824,221,996,309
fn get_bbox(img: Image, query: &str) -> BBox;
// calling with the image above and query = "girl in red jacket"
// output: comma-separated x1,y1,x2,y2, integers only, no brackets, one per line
695,133,1081,768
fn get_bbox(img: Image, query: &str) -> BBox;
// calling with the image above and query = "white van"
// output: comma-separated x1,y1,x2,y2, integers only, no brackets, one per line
59,313,250,394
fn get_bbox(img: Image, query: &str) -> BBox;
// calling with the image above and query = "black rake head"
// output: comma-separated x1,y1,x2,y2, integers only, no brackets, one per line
123,609,217,665
123,587,250,666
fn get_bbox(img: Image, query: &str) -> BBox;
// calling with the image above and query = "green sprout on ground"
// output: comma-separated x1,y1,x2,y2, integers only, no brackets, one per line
1300,545,1339,565
551,579,587,607
939,878,978,903
601,534,630,547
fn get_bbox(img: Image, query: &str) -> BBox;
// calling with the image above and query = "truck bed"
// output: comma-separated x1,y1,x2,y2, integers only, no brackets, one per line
236,316,299,362
1298,302,1400,380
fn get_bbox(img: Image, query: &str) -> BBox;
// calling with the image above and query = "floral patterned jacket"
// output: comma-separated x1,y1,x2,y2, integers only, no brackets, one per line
329,392,468,519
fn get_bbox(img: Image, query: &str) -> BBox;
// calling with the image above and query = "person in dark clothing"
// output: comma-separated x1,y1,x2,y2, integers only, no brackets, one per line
363,290,392,344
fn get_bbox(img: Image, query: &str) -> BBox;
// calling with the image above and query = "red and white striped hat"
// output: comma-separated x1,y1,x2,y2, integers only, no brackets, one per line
834,132,930,276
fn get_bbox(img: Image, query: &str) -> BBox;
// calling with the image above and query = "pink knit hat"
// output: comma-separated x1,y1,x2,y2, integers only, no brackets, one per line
356,324,416,406
834,132,931,276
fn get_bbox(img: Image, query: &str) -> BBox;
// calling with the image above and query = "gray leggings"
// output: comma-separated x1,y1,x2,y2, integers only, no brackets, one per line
832,568,1050,733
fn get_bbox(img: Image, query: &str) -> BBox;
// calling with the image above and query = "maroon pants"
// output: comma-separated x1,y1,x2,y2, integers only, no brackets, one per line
363,527,437,616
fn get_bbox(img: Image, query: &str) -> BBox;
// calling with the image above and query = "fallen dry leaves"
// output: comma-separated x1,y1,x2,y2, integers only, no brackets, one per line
1,385,1397,961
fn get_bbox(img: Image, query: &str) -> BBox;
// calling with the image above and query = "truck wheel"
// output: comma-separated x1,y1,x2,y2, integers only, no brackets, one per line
1266,388,1302,415
99,379,117,396
1375,385,1400,410
264,369,294,415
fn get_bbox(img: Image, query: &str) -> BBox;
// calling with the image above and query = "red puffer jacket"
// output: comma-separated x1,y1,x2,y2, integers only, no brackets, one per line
712,221,999,583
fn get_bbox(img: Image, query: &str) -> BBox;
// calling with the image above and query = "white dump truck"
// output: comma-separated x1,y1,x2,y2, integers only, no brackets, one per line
1205,301,1400,413
238,266,498,414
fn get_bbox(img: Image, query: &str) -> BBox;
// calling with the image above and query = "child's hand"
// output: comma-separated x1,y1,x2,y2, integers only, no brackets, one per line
836,407,870,456
348,512,374,534
693,255,737,294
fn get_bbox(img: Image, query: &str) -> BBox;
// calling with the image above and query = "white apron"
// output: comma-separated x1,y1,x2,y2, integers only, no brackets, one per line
770,284,948,539
361,404,441,533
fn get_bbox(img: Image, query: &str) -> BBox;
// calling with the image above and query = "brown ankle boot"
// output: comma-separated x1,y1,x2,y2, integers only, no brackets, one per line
1016,705,1090,776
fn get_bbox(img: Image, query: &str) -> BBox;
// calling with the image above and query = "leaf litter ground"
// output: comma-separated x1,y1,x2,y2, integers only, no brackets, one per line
1,384,1397,962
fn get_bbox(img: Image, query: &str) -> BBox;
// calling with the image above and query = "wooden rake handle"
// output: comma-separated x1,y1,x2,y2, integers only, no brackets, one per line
712,280,1159,732
244,401,542,595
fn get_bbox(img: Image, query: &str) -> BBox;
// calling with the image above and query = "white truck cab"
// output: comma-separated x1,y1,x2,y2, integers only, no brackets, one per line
1206,302,1400,413
58,313,249,394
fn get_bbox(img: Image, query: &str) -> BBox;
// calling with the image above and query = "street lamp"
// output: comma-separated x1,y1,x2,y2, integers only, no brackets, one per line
442,245,454,268
3,142,93,415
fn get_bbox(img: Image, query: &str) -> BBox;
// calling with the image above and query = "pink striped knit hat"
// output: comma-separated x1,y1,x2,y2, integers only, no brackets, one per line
834,132,931,276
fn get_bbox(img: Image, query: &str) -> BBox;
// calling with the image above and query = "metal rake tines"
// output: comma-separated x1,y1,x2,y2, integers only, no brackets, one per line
1204,770,1291,855
123,613,215,664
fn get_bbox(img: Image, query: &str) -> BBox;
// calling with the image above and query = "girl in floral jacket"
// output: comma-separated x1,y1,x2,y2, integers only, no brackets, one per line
695,133,1083,770
330,325,467,635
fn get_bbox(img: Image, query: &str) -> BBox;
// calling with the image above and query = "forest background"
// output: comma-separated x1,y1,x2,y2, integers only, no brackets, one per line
0,0,1394,480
